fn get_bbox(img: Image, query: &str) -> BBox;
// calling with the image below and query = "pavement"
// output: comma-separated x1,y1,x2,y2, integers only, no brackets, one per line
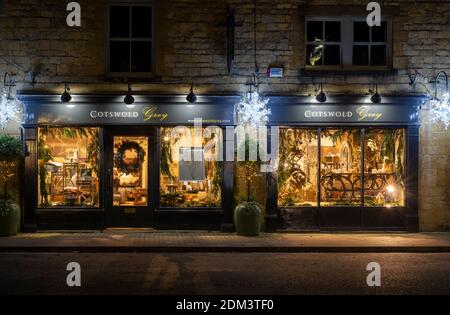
0,230,449,252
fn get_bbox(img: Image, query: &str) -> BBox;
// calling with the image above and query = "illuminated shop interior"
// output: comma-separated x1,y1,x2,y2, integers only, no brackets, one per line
278,128,405,208
37,127,100,208
113,136,149,207
160,127,222,208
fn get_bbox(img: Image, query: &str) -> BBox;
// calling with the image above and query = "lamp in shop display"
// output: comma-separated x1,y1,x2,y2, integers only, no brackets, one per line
428,71,450,130
0,73,24,130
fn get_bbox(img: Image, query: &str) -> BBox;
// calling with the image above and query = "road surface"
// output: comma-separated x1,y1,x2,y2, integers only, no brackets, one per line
0,252,449,295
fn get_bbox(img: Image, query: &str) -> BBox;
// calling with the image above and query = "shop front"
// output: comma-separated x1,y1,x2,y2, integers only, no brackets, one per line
20,94,422,232
265,96,422,232
20,95,238,231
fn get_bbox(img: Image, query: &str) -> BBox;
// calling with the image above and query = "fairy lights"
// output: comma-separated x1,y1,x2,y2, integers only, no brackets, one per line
0,73,24,130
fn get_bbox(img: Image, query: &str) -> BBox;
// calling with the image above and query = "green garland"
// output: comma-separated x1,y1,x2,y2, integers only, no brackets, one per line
114,141,146,175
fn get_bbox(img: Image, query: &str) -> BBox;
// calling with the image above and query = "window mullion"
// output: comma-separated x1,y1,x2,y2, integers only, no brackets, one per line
342,17,353,67
129,7,132,73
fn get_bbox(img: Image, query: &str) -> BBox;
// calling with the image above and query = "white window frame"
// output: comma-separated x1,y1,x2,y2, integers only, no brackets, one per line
305,16,392,71
106,0,154,78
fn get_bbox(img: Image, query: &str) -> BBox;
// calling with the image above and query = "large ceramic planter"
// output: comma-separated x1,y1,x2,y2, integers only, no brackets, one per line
0,200,21,236
234,202,262,236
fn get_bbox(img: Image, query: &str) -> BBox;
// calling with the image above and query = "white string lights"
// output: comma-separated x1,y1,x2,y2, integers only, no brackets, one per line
234,0,270,128
0,73,24,130
235,89,270,127
427,71,450,130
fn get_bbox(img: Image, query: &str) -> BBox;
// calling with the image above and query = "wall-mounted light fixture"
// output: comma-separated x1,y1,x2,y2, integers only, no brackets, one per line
186,82,197,104
124,83,135,107
370,84,382,104
60,82,72,103
315,83,327,103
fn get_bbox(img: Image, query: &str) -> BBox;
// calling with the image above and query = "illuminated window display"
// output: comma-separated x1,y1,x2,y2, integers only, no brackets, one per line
278,128,318,207
278,127,406,208
320,128,362,206
160,127,222,208
364,128,405,207
113,136,148,207
38,127,100,208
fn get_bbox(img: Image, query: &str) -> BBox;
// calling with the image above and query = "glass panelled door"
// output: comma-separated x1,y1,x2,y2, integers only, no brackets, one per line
113,136,149,207
105,128,154,227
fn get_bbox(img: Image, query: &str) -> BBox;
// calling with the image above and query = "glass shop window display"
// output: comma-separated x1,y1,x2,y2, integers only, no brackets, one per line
320,128,362,206
38,127,100,207
278,128,319,207
160,127,222,208
363,128,405,207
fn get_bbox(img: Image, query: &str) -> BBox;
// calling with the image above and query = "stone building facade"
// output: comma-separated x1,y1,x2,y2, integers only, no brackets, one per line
0,0,449,231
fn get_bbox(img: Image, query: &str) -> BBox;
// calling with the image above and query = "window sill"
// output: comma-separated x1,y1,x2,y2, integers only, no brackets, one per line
300,68,398,76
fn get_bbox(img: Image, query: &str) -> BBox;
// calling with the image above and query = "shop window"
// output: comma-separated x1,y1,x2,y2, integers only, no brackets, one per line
113,136,148,207
305,17,391,70
38,127,100,208
320,129,362,206
277,127,406,209
364,128,405,207
278,128,318,207
160,127,222,208
108,4,153,76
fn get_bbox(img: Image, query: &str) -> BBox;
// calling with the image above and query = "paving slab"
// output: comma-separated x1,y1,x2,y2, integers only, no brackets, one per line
0,231,449,252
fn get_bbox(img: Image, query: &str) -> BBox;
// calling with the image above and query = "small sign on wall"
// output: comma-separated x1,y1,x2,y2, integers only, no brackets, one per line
266,67,284,78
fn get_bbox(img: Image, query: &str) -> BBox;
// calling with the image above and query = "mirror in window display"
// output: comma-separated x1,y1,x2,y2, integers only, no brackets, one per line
38,127,100,208
278,128,318,207
160,127,222,208
320,129,362,206
113,136,148,207
364,129,405,207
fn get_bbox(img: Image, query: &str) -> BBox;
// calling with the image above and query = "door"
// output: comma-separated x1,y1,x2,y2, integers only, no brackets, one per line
104,127,156,227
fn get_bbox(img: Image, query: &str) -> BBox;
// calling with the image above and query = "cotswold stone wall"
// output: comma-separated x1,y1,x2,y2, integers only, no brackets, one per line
0,0,449,230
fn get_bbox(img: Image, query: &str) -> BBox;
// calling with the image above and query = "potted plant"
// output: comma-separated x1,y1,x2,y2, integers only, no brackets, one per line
234,139,263,236
0,134,24,236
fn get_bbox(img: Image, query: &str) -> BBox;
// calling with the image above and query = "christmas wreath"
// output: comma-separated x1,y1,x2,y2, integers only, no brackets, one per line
114,140,146,174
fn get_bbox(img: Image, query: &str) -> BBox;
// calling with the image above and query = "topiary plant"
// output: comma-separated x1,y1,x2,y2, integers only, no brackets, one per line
0,134,23,162
0,135,23,236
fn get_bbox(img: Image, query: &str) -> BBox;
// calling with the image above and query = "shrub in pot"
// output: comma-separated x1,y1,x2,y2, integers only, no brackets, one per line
0,135,23,236
0,199,20,236
234,139,263,236
234,201,262,236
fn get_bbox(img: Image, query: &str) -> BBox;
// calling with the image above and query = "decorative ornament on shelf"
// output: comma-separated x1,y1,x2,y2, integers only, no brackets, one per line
0,73,24,130
235,74,270,127
426,71,450,130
